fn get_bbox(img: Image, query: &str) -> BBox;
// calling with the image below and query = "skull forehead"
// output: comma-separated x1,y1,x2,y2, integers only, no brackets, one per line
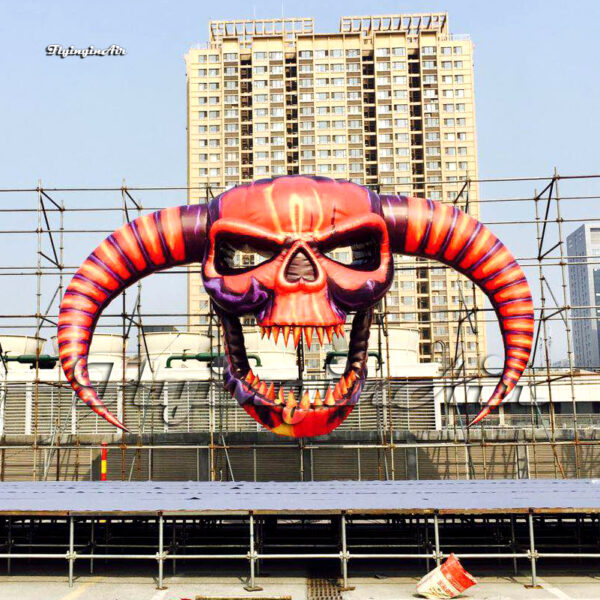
217,177,375,234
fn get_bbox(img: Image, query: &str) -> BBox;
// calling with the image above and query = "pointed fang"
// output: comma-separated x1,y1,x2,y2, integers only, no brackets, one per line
283,325,291,346
314,389,323,407
300,390,310,409
293,326,302,349
316,326,325,345
286,389,297,408
272,326,281,344
338,377,348,396
275,387,285,405
324,386,336,406
266,382,275,400
304,326,313,349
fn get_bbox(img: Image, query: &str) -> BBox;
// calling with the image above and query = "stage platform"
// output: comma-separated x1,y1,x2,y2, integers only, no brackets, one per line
0,479,598,515
0,480,599,589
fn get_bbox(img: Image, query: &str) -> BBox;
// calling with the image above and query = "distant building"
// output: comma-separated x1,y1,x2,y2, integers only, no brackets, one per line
567,224,600,368
185,13,486,374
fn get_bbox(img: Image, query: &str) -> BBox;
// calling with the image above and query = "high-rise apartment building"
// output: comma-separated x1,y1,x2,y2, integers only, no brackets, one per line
567,225,600,369
185,13,486,373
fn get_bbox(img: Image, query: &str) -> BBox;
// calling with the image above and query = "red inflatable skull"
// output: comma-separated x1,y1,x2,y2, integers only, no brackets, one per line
202,177,394,436
57,176,535,438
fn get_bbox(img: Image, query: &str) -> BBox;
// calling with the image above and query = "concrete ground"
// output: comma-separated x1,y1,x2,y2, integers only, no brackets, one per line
0,573,598,600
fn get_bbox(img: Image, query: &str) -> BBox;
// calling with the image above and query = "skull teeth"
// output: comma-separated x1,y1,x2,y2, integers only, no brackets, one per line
242,371,358,409
259,324,345,349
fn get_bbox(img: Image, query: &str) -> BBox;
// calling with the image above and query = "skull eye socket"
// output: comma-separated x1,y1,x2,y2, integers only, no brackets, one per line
321,230,381,271
215,234,279,275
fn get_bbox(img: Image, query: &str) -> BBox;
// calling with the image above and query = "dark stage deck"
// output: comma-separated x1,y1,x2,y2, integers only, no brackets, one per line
0,479,598,515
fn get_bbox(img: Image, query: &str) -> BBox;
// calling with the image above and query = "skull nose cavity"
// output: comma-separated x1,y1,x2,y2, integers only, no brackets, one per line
284,248,317,282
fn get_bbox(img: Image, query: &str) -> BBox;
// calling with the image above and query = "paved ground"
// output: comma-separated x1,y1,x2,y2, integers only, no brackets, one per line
0,573,598,600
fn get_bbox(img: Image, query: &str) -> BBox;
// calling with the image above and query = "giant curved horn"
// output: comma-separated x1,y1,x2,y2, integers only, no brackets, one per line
381,195,534,426
58,205,208,430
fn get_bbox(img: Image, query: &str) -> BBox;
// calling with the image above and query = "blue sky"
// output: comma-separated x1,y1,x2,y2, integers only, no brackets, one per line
0,0,599,362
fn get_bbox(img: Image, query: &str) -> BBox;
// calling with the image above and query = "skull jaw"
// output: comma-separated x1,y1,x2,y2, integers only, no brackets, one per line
220,310,373,438
240,395,358,438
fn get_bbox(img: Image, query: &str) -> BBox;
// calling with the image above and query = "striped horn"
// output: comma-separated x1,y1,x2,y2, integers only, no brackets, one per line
381,195,534,426
58,205,208,430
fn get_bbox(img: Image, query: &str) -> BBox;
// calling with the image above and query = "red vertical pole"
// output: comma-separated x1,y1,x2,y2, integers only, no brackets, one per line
100,442,107,481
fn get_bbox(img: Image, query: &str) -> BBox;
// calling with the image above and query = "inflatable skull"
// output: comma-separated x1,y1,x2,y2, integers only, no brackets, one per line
58,176,534,437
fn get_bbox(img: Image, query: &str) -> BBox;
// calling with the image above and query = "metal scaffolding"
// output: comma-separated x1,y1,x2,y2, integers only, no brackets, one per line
1,171,600,481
